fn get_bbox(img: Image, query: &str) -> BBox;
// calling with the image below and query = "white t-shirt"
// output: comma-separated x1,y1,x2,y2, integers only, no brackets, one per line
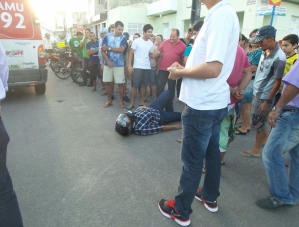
179,0,240,110
43,38,53,50
131,37,153,69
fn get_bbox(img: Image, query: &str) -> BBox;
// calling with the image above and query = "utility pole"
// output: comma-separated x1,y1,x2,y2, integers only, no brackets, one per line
190,0,201,26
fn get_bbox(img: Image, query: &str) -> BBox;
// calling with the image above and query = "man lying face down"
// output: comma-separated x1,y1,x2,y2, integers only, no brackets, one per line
115,90,182,136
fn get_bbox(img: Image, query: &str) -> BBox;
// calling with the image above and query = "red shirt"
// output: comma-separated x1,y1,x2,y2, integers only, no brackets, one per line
158,39,186,71
227,45,251,104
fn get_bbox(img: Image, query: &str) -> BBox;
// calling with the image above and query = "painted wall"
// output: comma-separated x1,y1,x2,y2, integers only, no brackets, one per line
107,6,155,33
106,0,299,40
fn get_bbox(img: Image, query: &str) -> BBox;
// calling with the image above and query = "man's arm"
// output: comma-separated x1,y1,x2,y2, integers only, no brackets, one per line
101,46,125,53
161,125,182,131
168,61,223,80
258,78,282,115
233,67,252,100
87,49,99,56
127,48,134,75
268,83,299,127
80,37,88,48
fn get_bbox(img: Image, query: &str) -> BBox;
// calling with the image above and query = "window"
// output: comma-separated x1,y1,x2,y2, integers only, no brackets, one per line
128,23,143,36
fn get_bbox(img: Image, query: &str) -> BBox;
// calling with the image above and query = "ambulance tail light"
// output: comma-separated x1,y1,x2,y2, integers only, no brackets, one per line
38,45,45,64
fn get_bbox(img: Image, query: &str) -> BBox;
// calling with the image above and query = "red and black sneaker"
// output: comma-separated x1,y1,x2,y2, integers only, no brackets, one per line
158,199,191,226
195,188,218,212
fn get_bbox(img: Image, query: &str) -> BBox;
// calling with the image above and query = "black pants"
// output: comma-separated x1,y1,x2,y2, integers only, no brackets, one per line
156,70,176,102
0,118,23,227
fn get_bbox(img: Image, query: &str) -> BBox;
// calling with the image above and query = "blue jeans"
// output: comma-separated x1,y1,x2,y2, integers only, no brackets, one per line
262,110,299,205
0,118,23,227
150,90,181,125
175,106,228,217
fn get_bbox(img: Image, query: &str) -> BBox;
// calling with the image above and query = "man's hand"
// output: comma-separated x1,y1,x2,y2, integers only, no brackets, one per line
173,125,182,130
259,101,270,115
107,60,114,68
101,46,108,52
167,62,185,80
101,64,104,70
128,65,134,75
233,87,244,100
268,111,279,128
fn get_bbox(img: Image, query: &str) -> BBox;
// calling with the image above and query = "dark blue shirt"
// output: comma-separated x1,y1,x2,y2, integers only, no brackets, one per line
86,40,100,64
133,107,162,135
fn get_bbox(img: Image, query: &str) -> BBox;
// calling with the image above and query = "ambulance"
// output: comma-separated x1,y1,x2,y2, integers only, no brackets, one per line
0,0,48,94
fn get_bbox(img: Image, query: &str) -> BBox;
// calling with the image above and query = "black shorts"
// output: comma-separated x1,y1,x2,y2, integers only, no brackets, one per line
90,64,100,80
45,49,54,54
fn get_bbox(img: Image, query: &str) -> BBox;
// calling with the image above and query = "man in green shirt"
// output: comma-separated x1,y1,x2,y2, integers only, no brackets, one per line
80,28,91,86
69,31,83,57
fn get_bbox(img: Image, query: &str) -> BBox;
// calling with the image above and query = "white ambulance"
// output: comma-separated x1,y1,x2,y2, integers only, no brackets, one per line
0,0,47,94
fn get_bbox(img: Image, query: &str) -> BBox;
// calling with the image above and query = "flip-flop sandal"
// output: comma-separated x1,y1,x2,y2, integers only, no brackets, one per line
221,162,225,165
127,105,134,110
139,104,145,106
120,103,126,108
103,102,113,108
176,137,182,143
239,150,260,158
91,88,97,92
235,128,247,135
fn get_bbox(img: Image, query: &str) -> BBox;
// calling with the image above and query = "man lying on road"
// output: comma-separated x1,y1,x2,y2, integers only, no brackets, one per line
115,90,181,136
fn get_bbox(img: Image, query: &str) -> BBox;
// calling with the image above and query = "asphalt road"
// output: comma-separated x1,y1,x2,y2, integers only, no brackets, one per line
2,68,298,227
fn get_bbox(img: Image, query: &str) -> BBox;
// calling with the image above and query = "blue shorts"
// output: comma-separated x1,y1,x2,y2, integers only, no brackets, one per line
132,68,150,88
149,69,157,85
242,79,254,103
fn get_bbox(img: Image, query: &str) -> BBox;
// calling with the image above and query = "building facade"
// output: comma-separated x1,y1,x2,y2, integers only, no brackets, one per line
102,0,299,40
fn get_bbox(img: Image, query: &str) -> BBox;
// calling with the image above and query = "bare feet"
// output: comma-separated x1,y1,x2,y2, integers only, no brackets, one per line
119,102,126,108
240,148,261,158
103,101,113,108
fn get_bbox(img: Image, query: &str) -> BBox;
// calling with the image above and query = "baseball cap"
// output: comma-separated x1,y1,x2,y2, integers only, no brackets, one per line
250,25,277,44
100,28,108,34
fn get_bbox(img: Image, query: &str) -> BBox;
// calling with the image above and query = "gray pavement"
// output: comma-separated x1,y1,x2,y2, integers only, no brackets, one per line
2,69,298,227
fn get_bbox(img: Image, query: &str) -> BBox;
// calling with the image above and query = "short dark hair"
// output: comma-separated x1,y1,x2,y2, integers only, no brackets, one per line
187,28,192,33
249,29,259,38
76,31,83,36
170,28,180,37
239,34,248,44
90,32,95,36
108,27,113,32
157,34,163,40
143,24,153,33
133,33,140,37
283,34,299,46
192,21,204,32
115,21,124,28
84,28,91,32
123,32,129,40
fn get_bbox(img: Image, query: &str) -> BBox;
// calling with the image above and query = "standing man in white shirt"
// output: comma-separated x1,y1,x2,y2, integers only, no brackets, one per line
0,41,24,226
127,24,155,109
43,33,54,62
157,0,239,226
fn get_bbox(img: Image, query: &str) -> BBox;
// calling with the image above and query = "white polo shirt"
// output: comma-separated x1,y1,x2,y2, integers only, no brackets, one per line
179,0,239,110
131,37,153,69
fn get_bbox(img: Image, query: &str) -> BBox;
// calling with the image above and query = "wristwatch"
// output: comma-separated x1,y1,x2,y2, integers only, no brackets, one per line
108,47,111,51
265,99,273,104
